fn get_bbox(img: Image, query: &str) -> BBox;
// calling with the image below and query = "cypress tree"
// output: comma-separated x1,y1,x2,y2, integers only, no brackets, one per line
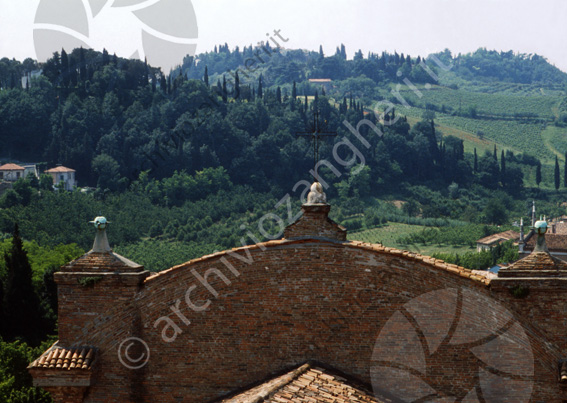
319,45,324,58
493,145,497,161
473,148,478,173
234,71,240,100
204,66,209,87
102,48,109,65
564,152,567,187
79,47,87,83
292,81,297,100
304,94,308,112
276,86,281,103
536,162,542,187
222,75,227,103
258,74,263,98
555,155,561,190
500,150,506,187
61,48,70,87
2,224,43,344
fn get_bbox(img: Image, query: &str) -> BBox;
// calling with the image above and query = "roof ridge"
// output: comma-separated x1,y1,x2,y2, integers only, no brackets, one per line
145,238,490,286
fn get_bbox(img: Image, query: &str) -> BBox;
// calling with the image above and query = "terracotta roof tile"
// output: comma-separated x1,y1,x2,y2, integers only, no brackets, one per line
476,230,519,245
220,363,391,403
0,163,25,170
45,166,75,173
29,342,96,371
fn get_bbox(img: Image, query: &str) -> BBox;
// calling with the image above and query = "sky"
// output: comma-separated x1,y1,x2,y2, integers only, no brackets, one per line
1,0,567,73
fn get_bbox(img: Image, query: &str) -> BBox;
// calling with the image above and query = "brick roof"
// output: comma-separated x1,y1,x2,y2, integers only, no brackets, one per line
476,230,519,245
61,250,143,273
0,163,25,171
28,342,96,370
45,166,75,173
149,237,491,286
220,363,389,402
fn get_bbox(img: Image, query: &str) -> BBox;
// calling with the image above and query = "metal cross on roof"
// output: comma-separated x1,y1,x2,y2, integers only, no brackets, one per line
296,109,337,175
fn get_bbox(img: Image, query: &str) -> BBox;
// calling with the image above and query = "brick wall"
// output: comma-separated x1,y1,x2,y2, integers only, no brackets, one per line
34,207,567,402
64,240,565,402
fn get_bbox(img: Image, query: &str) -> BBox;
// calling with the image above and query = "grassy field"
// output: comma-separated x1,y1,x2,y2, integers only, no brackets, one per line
347,222,476,257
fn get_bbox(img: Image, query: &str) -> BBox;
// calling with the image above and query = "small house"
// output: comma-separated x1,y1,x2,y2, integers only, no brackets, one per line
45,166,76,191
476,230,519,252
0,163,25,181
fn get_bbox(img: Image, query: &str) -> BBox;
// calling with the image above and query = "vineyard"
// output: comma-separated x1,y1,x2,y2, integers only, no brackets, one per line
348,222,484,257
371,82,565,164
397,85,559,119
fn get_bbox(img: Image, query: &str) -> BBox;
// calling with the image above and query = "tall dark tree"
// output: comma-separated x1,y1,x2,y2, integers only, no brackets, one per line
276,86,281,103
234,71,240,100
60,48,70,87
473,148,478,173
536,162,542,188
204,65,209,87
292,81,297,100
564,152,567,188
102,48,110,65
257,74,263,98
340,43,347,60
79,47,87,83
2,224,43,345
222,75,227,103
493,145,498,161
160,74,167,93
500,150,506,187
319,45,324,58
555,155,561,190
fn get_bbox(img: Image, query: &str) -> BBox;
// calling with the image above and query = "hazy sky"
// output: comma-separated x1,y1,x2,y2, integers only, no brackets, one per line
1,0,567,72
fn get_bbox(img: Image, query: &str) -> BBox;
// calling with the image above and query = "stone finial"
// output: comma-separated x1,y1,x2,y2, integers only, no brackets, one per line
306,181,327,205
533,219,549,253
89,216,111,253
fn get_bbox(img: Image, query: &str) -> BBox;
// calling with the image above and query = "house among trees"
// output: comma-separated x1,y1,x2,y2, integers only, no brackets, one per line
45,166,76,191
0,163,25,181
308,78,332,92
0,163,40,182
476,229,519,252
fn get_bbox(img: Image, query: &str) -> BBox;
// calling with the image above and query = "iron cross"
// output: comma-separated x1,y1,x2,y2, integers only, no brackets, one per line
296,109,337,173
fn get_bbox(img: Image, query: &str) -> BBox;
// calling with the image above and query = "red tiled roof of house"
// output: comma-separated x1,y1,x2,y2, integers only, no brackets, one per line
476,230,519,245
28,342,96,370
0,163,25,171
220,363,390,402
45,166,75,173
